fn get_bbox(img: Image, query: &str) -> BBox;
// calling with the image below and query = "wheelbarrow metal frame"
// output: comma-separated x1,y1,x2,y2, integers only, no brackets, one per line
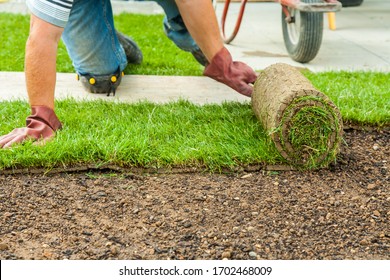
218,0,342,44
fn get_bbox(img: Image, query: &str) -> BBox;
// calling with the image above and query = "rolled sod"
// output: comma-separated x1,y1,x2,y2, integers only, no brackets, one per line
252,63,343,169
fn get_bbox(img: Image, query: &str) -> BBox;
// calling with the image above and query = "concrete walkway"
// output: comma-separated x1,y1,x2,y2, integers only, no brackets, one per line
0,72,248,104
0,0,389,104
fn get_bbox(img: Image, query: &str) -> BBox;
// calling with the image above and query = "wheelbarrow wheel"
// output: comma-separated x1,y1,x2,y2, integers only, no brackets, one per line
281,0,324,63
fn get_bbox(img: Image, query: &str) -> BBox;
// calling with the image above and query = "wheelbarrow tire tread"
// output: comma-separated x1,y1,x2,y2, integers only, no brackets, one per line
281,0,324,63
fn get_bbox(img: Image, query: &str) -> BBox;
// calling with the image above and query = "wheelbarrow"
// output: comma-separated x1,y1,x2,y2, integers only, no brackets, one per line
213,0,342,63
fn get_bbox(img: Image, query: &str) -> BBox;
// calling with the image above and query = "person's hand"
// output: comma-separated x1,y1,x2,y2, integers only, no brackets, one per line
0,106,62,148
203,47,257,97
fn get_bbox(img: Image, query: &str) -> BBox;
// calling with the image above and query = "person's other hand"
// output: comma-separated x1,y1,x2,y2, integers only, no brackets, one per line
0,106,62,148
203,47,257,97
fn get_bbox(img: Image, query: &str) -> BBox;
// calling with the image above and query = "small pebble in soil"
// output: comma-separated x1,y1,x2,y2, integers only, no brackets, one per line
221,251,232,259
360,239,369,246
247,226,255,232
0,243,9,251
241,174,252,179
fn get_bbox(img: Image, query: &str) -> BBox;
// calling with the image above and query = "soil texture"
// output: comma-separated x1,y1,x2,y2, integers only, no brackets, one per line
0,129,389,260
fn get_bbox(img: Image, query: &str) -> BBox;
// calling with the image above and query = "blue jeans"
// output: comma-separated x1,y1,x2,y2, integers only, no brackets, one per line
155,0,200,52
62,0,199,76
62,0,127,76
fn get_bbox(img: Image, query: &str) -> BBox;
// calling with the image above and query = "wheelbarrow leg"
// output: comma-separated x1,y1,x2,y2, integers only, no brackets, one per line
218,0,248,44
328,12,337,30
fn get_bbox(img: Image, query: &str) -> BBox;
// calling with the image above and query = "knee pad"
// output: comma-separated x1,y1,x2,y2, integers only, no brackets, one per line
77,67,123,96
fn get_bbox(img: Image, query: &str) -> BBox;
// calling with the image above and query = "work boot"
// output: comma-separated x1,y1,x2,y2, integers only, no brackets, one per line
116,31,143,65
78,67,123,96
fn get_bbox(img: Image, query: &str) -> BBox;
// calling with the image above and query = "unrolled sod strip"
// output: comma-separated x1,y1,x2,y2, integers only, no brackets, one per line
252,63,343,169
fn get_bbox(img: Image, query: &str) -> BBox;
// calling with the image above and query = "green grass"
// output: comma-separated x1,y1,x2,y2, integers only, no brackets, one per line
0,13,203,76
0,99,282,171
0,13,389,170
276,95,343,169
305,71,390,126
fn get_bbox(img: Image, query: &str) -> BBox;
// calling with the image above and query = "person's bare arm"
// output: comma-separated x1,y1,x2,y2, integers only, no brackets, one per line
174,0,257,97
0,14,63,148
174,0,223,62
26,13,63,109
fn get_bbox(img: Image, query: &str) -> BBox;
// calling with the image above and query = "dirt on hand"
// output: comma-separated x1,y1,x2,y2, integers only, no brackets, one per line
0,129,389,260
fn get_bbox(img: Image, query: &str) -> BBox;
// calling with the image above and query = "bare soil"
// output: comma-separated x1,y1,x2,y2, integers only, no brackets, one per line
0,129,389,260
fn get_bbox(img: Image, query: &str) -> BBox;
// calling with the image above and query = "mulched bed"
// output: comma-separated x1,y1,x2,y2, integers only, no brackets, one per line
0,129,388,260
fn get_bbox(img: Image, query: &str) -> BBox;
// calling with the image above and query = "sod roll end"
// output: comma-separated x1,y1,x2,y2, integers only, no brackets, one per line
252,63,343,169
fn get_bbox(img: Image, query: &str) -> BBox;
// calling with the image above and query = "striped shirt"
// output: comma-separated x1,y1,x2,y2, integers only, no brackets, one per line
26,0,74,28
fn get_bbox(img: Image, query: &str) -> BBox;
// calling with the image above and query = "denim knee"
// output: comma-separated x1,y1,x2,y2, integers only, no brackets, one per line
62,0,127,76
150,0,200,53
163,15,199,53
